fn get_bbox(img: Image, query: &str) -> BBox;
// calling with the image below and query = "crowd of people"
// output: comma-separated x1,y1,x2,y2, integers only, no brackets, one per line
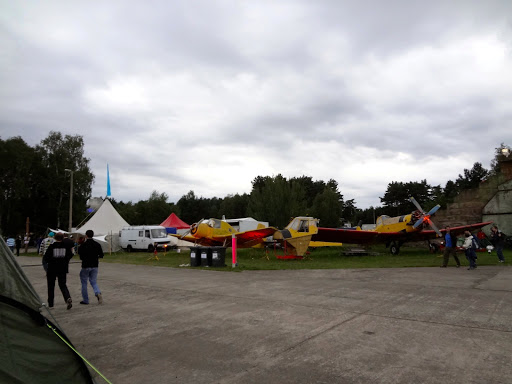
440,224,506,269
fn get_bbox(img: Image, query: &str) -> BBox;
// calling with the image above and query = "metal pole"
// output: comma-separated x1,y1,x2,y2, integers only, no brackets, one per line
69,171,73,232
65,169,73,233
232,234,237,268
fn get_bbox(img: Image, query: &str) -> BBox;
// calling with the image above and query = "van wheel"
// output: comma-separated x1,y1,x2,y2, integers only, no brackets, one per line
127,245,133,253
148,244,154,253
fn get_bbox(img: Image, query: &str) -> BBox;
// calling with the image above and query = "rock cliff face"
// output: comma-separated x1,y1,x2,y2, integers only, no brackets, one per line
433,156,512,235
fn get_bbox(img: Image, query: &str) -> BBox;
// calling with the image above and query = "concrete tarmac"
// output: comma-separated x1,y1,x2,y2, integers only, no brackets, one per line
18,257,512,384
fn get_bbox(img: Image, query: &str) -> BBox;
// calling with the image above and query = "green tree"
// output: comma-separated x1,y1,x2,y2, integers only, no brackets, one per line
455,162,489,191
248,174,307,227
341,198,357,224
115,200,138,225
219,193,249,218
0,136,37,234
490,142,511,176
310,188,342,227
289,176,326,208
128,191,172,225
380,180,434,215
35,131,94,230
177,191,208,224
444,180,458,200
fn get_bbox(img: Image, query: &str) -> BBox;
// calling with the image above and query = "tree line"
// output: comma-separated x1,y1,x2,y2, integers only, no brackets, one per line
1,132,94,237
1,133,508,237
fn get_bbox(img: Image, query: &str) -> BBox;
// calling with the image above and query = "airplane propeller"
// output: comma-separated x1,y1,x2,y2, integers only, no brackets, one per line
408,197,442,237
180,218,204,240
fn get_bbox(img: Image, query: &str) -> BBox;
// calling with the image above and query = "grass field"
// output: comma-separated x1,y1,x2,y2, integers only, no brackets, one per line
21,245,511,271
65,245,512,271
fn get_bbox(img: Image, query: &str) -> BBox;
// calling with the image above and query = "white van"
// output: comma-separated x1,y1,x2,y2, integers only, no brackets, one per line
119,226,171,252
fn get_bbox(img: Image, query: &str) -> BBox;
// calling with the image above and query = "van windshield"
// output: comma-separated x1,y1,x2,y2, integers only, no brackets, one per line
151,228,168,238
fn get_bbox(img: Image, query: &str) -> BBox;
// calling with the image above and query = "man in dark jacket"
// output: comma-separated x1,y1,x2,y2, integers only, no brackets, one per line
441,226,461,268
15,236,21,256
77,230,104,305
43,232,74,309
490,225,506,263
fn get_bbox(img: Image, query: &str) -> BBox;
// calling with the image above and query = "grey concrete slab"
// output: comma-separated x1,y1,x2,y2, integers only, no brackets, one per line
17,257,512,384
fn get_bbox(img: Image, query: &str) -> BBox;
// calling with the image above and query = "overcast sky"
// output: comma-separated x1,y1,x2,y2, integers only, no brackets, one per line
1,1,511,210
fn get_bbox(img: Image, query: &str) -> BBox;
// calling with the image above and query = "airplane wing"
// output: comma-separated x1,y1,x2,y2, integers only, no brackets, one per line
169,227,277,247
312,228,402,244
313,222,493,245
169,233,198,243
409,222,493,241
216,227,277,247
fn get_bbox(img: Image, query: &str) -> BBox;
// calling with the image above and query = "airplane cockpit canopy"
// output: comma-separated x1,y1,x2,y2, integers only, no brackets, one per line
286,217,318,232
207,218,222,228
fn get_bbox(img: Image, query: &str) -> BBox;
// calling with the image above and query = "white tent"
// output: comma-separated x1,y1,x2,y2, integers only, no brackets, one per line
75,198,129,251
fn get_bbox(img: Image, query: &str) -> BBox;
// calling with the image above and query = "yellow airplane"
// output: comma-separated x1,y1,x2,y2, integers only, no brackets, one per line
313,197,492,255
174,217,337,257
271,216,343,258
272,216,319,258
174,218,277,248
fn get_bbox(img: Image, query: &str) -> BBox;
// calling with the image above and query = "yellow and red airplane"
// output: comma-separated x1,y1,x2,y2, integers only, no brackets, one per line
174,218,277,248
272,217,319,257
312,197,492,255
174,217,337,257
271,216,343,257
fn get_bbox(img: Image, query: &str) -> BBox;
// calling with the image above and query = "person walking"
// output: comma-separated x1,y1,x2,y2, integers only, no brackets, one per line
23,233,30,253
36,235,44,254
77,230,104,305
6,236,15,252
490,225,506,263
463,231,477,270
43,232,74,309
40,232,55,255
15,236,22,256
440,226,461,268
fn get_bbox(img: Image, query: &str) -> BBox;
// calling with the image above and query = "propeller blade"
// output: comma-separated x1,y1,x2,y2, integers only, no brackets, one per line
413,217,425,229
409,196,424,213
180,218,204,239
427,205,440,216
427,218,442,237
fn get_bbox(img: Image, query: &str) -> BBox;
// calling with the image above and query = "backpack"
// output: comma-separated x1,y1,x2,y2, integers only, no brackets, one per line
471,237,479,250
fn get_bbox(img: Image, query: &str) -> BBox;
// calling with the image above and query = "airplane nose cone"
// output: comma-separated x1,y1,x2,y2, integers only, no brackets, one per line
195,224,209,238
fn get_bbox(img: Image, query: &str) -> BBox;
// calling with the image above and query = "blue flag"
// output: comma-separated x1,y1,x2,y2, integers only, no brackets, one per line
106,164,111,197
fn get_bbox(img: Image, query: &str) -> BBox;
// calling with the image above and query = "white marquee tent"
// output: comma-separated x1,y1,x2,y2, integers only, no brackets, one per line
75,198,129,252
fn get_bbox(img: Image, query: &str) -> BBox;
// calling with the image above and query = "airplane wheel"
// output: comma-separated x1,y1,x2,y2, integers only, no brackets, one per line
390,243,400,255
126,245,133,253
429,243,439,253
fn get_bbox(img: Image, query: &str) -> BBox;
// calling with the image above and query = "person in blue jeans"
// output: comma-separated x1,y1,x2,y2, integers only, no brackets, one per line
77,230,104,305
490,225,506,263
441,226,461,268
463,231,477,270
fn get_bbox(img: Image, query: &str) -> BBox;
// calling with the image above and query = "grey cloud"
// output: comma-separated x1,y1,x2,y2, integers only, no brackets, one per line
2,1,512,208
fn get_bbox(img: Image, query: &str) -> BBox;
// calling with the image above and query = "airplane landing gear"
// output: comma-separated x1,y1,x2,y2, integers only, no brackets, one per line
429,242,439,253
389,241,400,255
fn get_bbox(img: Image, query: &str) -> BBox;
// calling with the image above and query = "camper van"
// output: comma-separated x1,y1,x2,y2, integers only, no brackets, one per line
119,226,171,252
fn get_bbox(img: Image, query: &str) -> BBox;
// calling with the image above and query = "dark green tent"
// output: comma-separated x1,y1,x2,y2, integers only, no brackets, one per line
0,237,95,383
